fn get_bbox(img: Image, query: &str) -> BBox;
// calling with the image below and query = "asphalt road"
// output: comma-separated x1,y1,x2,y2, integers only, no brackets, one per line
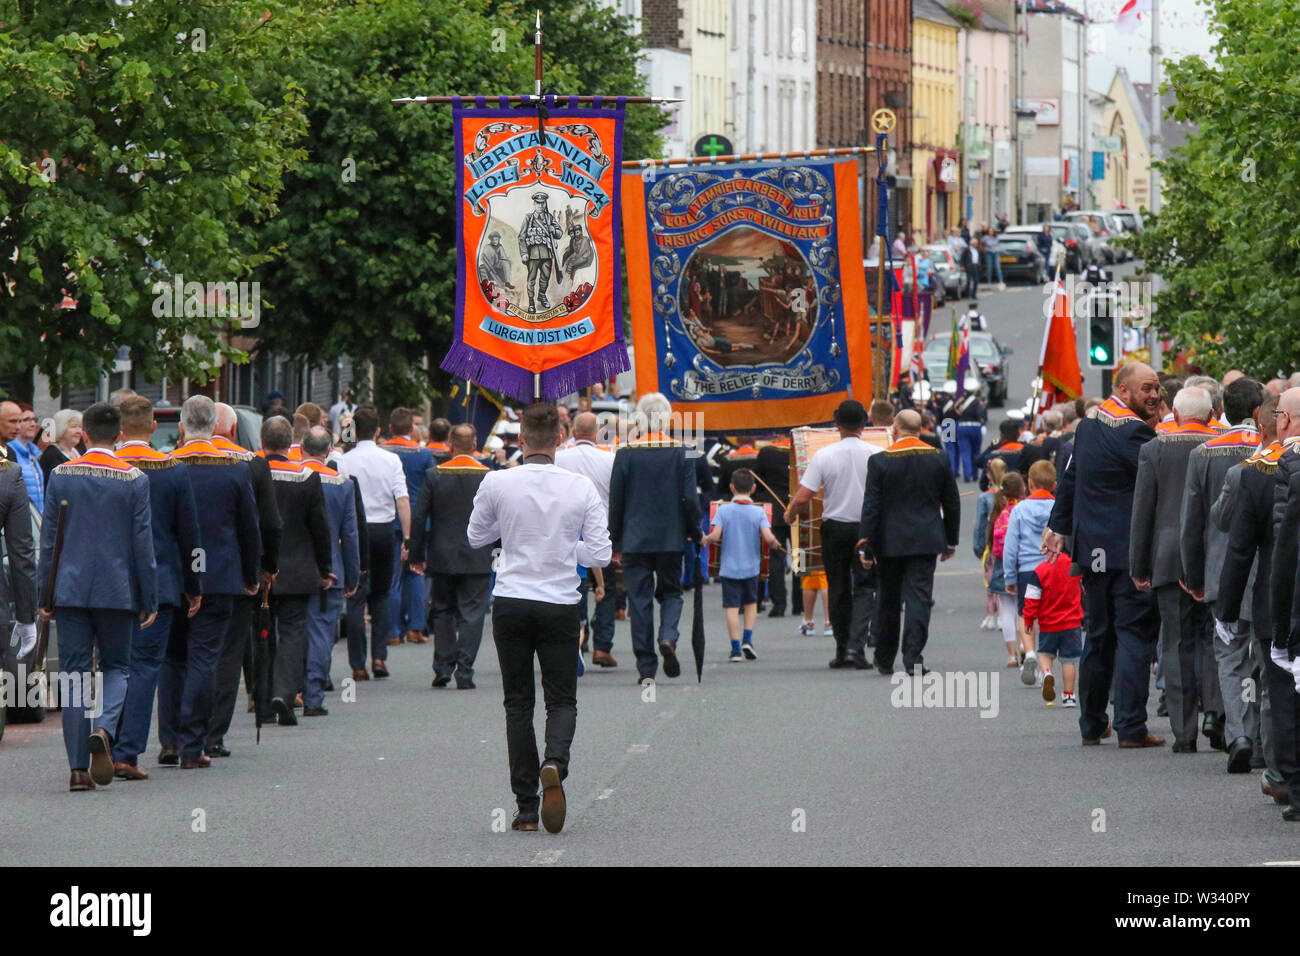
5,264,1289,867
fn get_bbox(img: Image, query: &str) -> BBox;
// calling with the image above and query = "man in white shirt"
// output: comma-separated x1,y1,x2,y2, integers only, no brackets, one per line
785,400,880,670
556,412,618,666
468,403,610,834
337,405,410,679
328,388,355,437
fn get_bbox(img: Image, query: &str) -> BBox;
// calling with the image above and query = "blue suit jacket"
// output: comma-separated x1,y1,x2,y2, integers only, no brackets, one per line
38,451,157,614
382,438,433,531
172,441,261,595
116,444,201,607
608,440,702,554
304,461,360,592
1049,398,1154,573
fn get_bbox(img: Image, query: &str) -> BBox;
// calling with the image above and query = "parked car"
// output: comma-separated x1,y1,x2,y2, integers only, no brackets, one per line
1001,226,1066,275
995,234,1048,284
152,403,263,451
1110,209,1144,235
923,243,967,300
925,330,1014,407
920,334,992,403
1064,210,1131,263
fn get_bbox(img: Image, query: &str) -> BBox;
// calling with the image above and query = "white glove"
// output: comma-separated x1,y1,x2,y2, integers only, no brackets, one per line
13,622,36,658
1214,619,1236,646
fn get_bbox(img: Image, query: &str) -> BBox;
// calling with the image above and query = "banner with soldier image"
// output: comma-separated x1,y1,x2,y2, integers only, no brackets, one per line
444,96,628,401
622,158,871,430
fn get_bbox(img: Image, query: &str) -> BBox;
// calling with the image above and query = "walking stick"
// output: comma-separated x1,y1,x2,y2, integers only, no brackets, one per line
32,500,69,677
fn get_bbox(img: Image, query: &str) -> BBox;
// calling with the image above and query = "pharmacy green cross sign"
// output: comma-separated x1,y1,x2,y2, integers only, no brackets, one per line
693,134,734,158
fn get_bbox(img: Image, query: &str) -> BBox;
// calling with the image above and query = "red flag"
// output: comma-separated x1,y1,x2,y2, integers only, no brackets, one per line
1039,277,1083,406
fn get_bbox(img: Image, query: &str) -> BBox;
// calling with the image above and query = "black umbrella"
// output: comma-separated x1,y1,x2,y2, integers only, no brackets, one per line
252,588,272,744
691,541,706,682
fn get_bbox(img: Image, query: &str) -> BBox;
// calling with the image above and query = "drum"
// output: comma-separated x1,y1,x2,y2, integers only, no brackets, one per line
706,499,772,578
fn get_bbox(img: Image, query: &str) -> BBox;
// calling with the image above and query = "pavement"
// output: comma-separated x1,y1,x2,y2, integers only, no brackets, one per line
5,266,1296,866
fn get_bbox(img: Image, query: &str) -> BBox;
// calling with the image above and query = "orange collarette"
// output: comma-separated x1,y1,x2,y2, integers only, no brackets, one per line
728,444,758,457
1248,440,1285,464
287,445,303,460
172,439,229,459
301,459,339,476
1169,421,1219,436
886,437,934,453
1100,397,1141,422
1155,420,1178,434
427,441,450,452
1204,428,1259,447
66,449,135,471
1028,488,1055,500
115,444,169,461
268,458,305,473
385,436,420,448
210,436,249,454
441,454,489,470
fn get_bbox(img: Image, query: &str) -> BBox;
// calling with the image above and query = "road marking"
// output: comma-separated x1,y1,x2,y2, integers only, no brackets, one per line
596,789,614,800
530,849,564,865
627,743,649,753
936,569,981,577
1264,860,1300,866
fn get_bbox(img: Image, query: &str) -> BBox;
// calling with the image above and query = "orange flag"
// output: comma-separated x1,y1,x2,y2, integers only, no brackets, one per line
1039,277,1083,405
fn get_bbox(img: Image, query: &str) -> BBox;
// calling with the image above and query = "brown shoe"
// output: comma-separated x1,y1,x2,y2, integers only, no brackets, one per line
1082,723,1113,746
539,763,566,834
614,608,627,621
1118,734,1167,749
592,650,618,668
87,728,114,786
372,660,390,679
352,668,370,681
69,770,96,792
1263,776,1291,805
293,692,303,708
114,762,149,781
406,630,429,644
387,637,402,646
180,754,213,769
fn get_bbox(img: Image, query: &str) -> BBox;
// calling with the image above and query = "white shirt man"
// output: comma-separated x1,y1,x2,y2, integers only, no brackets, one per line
555,432,614,507
338,439,407,524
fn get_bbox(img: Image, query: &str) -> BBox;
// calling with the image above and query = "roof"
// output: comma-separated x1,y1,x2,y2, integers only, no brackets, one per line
914,0,963,29
1111,65,1195,158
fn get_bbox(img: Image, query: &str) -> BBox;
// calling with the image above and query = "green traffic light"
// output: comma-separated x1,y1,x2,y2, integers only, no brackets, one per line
1091,346,1109,362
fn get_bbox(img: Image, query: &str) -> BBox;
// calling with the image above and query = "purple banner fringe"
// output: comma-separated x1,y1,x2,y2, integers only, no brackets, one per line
441,339,630,404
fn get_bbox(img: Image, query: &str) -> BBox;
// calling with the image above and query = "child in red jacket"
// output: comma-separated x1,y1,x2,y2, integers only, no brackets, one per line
1022,551,1084,707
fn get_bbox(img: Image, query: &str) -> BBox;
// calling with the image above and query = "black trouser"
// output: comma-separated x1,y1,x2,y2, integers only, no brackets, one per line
1156,583,1220,746
767,524,790,612
271,594,311,702
205,594,255,750
1264,651,1300,807
430,572,491,682
347,523,396,668
872,555,937,673
850,562,878,655
492,596,579,814
159,595,235,760
821,519,860,661
1078,570,1159,743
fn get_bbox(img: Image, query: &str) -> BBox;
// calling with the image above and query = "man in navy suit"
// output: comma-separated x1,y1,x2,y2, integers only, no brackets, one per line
299,427,360,714
1046,362,1164,749
38,402,157,791
382,407,434,645
158,396,261,769
608,393,701,683
112,396,201,780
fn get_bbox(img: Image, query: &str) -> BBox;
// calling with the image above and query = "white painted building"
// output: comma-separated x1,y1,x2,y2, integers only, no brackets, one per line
726,0,816,153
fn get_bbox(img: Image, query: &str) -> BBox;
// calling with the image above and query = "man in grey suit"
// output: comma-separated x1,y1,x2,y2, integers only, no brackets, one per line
0,454,37,697
608,393,702,684
1131,385,1221,753
1182,376,1266,771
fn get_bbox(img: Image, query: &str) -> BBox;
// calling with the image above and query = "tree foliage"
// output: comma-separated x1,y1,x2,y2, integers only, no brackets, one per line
250,0,664,406
0,0,310,394
1134,0,1300,378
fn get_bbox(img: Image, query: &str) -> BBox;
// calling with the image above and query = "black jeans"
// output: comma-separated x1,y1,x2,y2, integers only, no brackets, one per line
492,596,579,813
1078,570,1159,742
429,572,490,681
767,524,791,612
821,519,860,661
872,555,937,673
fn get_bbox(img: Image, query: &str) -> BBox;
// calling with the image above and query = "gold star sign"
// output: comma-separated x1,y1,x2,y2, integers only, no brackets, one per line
871,109,896,134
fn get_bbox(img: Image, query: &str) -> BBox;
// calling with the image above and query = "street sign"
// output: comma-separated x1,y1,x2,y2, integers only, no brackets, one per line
1095,135,1122,153
693,134,734,158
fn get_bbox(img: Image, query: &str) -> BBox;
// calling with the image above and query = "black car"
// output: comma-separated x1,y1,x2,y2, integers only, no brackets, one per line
923,330,1014,407
996,234,1047,284
152,403,263,452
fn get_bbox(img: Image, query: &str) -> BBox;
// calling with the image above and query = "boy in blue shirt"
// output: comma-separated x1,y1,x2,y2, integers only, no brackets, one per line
703,469,783,661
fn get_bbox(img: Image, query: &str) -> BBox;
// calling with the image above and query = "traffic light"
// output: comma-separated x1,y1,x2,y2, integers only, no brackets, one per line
1088,315,1118,368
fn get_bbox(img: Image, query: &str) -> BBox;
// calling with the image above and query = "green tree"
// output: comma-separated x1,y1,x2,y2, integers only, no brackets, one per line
0,0,310,396
1134,0,1300,378
250,0,663,407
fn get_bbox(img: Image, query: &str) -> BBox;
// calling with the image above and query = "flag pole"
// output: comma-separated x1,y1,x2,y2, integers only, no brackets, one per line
1030,256,1066,422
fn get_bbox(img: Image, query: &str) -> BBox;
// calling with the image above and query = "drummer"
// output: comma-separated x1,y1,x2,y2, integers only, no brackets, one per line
784,400,880,670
